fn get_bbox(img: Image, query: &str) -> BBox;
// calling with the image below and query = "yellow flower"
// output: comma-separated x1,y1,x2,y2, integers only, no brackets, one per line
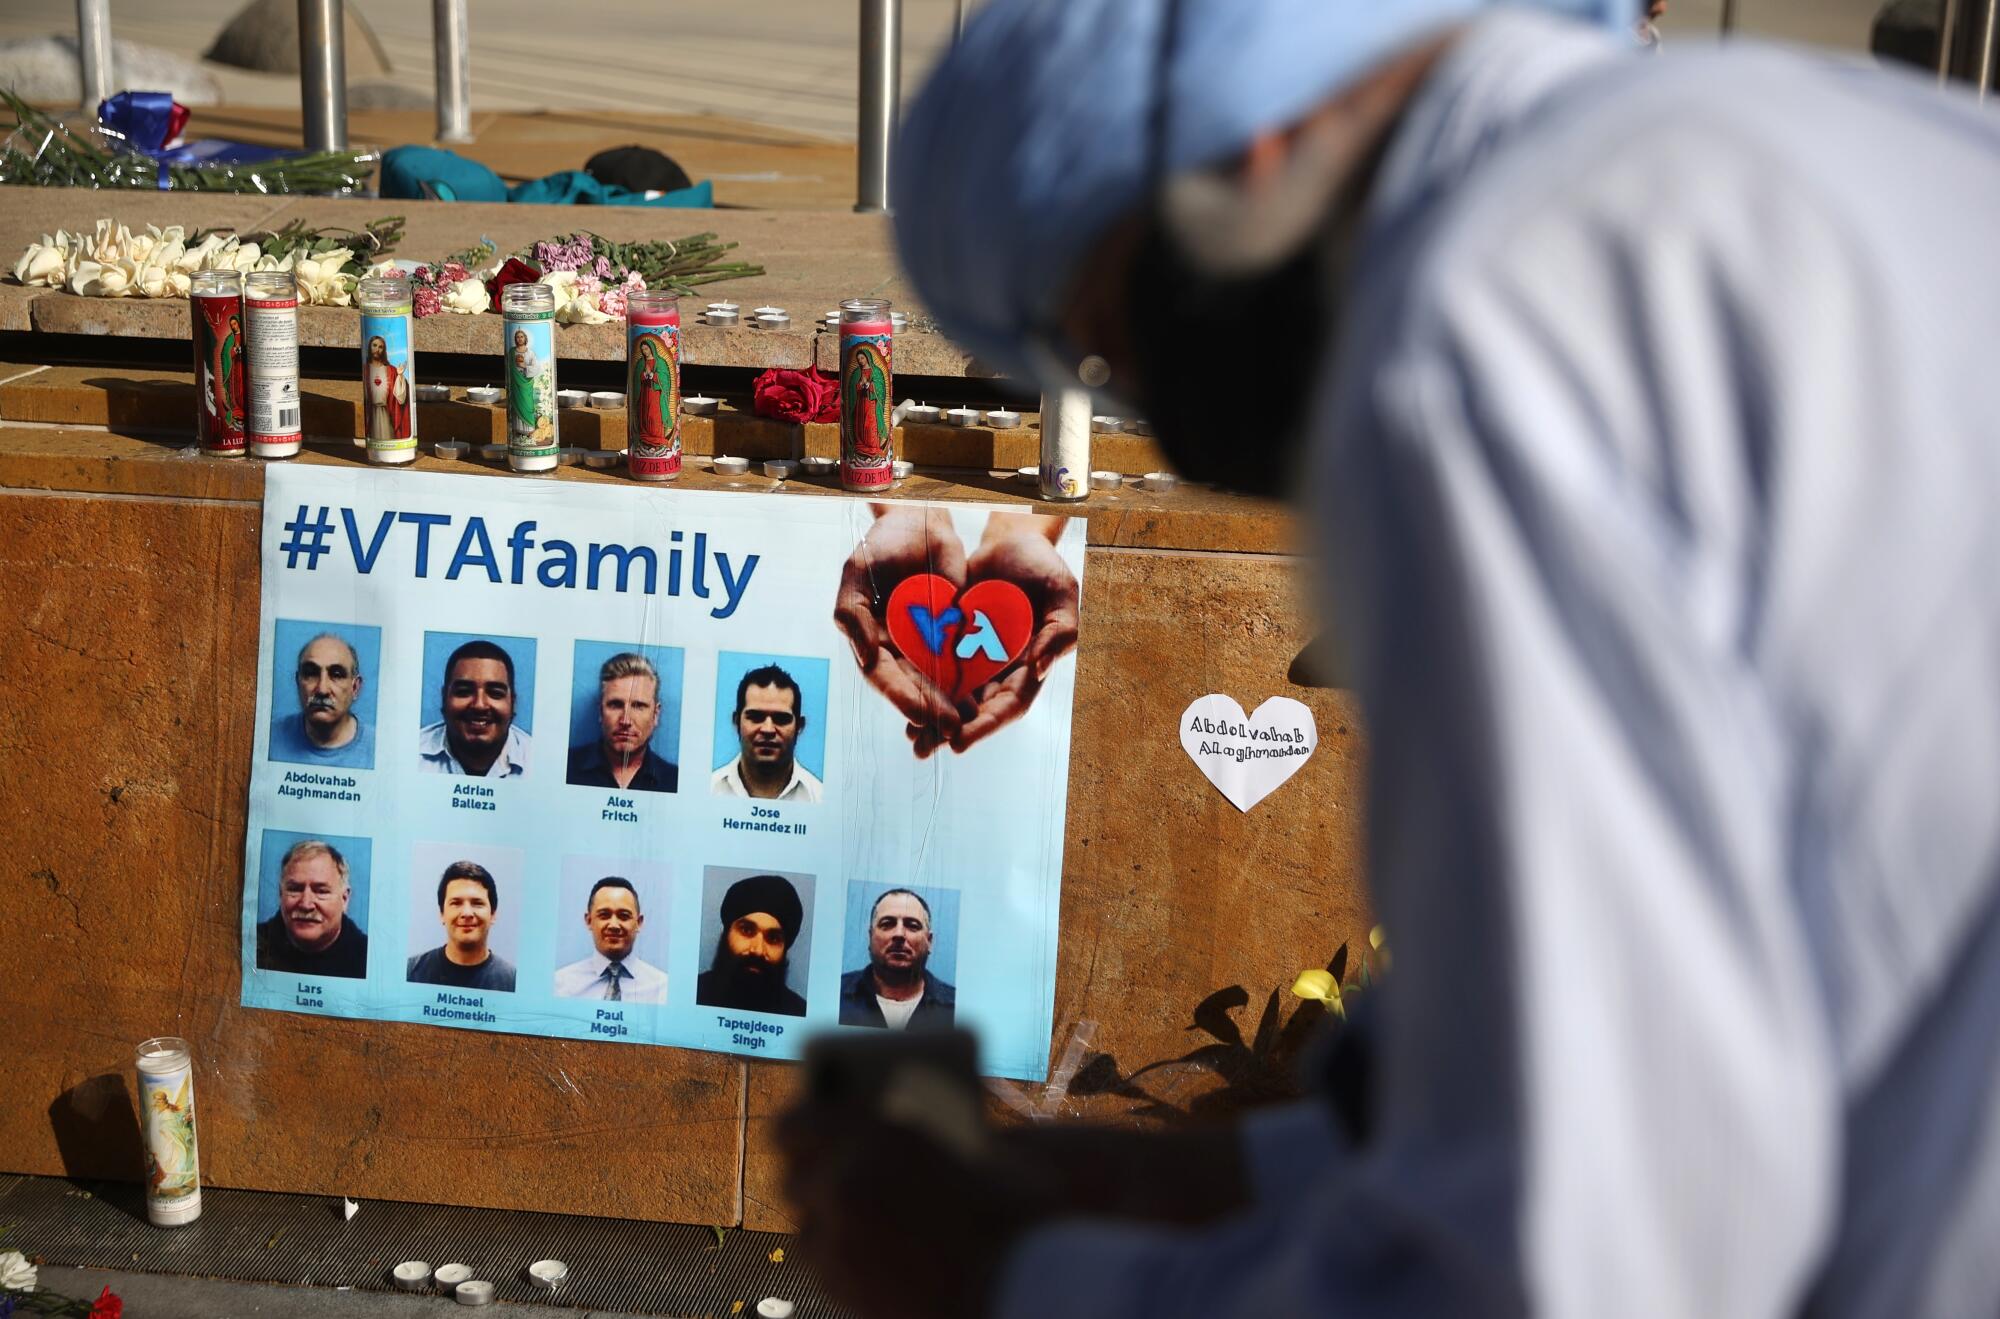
767,1246,785,1264
1291,969,1337,1002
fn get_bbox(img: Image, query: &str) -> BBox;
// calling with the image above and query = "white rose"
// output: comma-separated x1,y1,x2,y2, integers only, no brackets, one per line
14,241,66,286
442,276,490,314
70,257,136,297
213,240,261,273
365,258,399,278
86,220,137,265
554,282,611,325
135,256,190,299
0,1247,36,1290
177,232,231,273
147,222,187,247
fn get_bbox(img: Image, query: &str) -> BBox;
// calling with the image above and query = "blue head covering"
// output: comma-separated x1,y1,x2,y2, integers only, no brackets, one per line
894,0,1631,383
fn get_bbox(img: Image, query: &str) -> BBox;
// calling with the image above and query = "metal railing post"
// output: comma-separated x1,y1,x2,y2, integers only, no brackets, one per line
856,0,902,214
75,0,112,114
1719,0,1739,35
298,0,348,152
1978,0,2000,96
433,0,473,143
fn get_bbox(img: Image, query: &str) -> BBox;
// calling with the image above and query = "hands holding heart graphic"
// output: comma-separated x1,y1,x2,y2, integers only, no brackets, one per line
835,506,1079,758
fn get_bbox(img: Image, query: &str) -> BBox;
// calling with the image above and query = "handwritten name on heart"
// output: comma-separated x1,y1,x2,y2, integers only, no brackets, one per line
1181,694,1317,813
886,574,1034,700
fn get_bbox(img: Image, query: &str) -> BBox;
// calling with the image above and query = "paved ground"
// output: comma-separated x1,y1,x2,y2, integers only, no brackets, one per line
0,0,1897,147
0,0,966,142
30,1264,743,1318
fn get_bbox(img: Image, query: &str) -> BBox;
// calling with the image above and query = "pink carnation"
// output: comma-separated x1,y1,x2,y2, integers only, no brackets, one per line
413,284,444,318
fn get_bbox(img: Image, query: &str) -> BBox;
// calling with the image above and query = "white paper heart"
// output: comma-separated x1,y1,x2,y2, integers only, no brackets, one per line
1180,694,1317,813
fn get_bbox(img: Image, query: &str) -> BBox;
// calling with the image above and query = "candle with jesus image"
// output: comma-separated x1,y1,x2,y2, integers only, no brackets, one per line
358,272,417,465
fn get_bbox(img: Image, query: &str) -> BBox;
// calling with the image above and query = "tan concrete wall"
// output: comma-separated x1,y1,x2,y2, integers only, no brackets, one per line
0,431,1368,1225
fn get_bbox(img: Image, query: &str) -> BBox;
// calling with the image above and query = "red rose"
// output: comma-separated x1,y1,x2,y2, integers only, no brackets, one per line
483,257,544,313
88,1287,123,1319
751,368,840,424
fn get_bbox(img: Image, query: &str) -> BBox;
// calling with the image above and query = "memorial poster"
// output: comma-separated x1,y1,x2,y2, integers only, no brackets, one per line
240,466,1082,1080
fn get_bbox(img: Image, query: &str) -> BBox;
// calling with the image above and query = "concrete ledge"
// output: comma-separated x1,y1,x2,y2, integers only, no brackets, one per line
0,424,1292,554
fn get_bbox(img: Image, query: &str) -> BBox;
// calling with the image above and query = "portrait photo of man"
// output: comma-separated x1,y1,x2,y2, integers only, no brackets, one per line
418,636,533,778
710,660,825,802
405,859,517,991
695,870,812,1017
567,649,679,793
268,623,379,770
254,836,369,979
838,887,956,1030
552,876,668,1003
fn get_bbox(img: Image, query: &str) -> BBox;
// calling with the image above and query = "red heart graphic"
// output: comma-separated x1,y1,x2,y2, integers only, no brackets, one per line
884,573,1033,701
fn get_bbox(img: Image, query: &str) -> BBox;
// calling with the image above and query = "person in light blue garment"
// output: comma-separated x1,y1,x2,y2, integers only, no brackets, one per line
777,3,2000,1318
270,632,375,769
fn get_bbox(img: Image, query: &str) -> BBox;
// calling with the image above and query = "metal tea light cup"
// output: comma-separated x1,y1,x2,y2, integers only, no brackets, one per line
501,282,559,472
626,291,682,481
135,1036,201,1226
357,272,418,465
838,298,895,492
190,270,246,456
243,270,302,458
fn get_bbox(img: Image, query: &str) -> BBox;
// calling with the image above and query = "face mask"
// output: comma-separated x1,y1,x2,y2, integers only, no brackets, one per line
1120,195,1359,498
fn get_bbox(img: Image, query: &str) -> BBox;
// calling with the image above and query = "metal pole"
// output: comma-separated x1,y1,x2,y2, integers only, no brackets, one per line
855,0,901,214
952,0,965,47
1939,0,1962,84
1978,0,2000,97
298,0,348,152
433,0,472,143
1719,0,1738,35
75,0,112,115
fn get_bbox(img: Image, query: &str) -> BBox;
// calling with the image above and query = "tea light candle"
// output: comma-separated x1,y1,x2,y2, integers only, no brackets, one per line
455,1279,495,1306
984,408,1022,428
753,313,790,330
434,1263,473,1290
891,459,914,480
753,305,786,318
902,403,941,425
890,311,909,329
589,391,624,409
1090,414,1122,433
763,459,798,480
558,447,585,466
682,395,719,416
415,383,451,403
706,301,740,314
556,389,587,409
821,310,841,326
464,386,501,404
757,1300,797,1319
528,1260,569,1289
432,440,468,461
1122,418,1155,435
478,443,507,461
1090,469,1123,490
1140,470,1179,492
393,1262,432,1291
800,455,835,476
943,407,979,427
713,455,750,475
1014,465,1039,485
706,309,740,326
584,451,618,469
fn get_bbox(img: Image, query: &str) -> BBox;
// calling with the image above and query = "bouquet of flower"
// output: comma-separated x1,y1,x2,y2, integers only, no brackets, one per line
0,1250,122,1316
402,230,762,321
11,215,403,305
0,89,373,195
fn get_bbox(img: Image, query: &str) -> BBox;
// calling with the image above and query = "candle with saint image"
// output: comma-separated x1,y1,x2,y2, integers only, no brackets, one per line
136,1036,201,1226
357,272,417,465
838,298,895,492
626,291,682,481
190,270,246,456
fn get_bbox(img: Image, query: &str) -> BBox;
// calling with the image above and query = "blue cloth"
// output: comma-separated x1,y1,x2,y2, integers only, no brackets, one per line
507,170,713,208
97,90,288,189
893,0,1631,384
381,146,712,207
994,10,2000,1319
381,145,508,203
269,712,375,771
